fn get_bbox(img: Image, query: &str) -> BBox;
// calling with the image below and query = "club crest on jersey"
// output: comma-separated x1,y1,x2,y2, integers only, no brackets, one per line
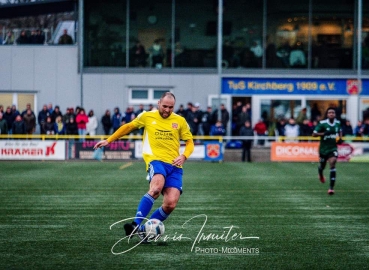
207,144,220,158
172,123,178,129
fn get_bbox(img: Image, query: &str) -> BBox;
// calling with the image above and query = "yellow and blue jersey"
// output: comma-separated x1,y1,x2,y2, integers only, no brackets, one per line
131,110,193,168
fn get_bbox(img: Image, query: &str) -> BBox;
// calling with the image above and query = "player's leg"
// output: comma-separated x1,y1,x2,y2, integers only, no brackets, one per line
241,142,246,162
327,156,337,195
246,142,252,162
124,162,166,237
318,155,327,183
133,173,165,225
150,187,180,222
150,165,183,222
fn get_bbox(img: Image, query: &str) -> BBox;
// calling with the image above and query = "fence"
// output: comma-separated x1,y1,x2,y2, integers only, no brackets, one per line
1,134,368,162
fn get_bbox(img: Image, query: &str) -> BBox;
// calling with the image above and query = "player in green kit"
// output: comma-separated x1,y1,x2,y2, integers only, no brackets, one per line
312,107,343,195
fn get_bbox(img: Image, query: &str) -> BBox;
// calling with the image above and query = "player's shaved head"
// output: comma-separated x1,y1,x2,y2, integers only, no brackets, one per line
160,92,176,101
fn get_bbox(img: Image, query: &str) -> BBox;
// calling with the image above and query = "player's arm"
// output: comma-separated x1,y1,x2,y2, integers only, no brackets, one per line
312,130,324,137
182,139,195,160
172,139,194,166
93,122,137,149
312,123,326,137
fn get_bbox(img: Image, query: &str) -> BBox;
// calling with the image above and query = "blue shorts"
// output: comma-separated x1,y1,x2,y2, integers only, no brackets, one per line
147,161,183,194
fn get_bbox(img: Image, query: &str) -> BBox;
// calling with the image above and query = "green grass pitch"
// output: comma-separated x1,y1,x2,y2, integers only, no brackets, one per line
1,161,368,269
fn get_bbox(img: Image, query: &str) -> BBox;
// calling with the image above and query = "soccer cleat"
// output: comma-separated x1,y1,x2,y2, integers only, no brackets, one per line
319,175,326,183
328,189,335,195
124,222,138,239
137,225,147,240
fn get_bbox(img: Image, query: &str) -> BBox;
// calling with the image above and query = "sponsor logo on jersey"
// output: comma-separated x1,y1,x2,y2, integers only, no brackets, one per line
324,134,337,140
155,129,174,140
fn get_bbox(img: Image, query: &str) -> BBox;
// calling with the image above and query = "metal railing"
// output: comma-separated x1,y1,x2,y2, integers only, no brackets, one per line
2,27,54,45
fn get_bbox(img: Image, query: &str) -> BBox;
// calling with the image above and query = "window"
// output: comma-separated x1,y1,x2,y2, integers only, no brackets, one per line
0,92,36,115
153,90,168,99
84,1,127,67
131,90,148,99
129,88,173,104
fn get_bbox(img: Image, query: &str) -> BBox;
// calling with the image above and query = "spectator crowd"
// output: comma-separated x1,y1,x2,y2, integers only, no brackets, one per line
0,102,231,140
1,102,369,144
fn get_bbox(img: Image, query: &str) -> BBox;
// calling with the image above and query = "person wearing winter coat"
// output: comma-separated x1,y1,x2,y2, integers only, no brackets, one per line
86,110,98,136
54,116,66,135
112,107,122,132
44,116,55,137
101,110,112,135
0,112,8,135
66,117,78,138
76,108,89,142
22,109,36,135
12,115,26,137
239,120,254,162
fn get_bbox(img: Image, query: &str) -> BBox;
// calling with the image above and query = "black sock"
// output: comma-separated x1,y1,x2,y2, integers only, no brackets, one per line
318,162,326,177
330,168,336,189
318,166,323,177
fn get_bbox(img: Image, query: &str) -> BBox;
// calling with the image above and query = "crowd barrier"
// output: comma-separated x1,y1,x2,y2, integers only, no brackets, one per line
1,135,368,162
0,135,224,162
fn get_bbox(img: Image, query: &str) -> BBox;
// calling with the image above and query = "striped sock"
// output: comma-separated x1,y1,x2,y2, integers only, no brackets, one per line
134,193,155,225
150,206,170,222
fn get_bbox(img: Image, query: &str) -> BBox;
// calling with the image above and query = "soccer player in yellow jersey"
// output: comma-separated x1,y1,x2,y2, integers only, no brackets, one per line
94,92,194,239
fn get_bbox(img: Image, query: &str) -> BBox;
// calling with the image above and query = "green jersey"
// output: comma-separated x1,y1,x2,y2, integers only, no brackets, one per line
313,119,342,155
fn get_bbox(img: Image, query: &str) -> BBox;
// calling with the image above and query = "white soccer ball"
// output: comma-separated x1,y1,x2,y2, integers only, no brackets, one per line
143,219,165,239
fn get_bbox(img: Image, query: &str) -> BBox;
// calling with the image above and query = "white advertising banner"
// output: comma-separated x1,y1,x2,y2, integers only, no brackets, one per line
134,141,205,159
0,140,66,160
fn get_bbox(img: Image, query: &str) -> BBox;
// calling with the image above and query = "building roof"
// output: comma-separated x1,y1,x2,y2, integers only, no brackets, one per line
0,0,76,19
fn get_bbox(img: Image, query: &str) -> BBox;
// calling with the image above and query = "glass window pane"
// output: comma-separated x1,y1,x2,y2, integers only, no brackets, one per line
153,90,168,99
175,0,217,68
84,0,127,67
130,0,172,68
312,0,354,69
363,1,369,69
224,1,263,69
261,99,302,129
266,0,309,69
306,100,346,122
18,94,35,114
360,99,369,121
0,94,13,109
132,90,148,99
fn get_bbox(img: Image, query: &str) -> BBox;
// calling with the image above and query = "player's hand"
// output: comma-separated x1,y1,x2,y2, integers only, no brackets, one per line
93,140,109,149
172,155,187,167
336,138,343,145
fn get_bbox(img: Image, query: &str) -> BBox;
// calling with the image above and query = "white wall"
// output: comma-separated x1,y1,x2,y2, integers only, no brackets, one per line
0,45,80,111
0,45,219,134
